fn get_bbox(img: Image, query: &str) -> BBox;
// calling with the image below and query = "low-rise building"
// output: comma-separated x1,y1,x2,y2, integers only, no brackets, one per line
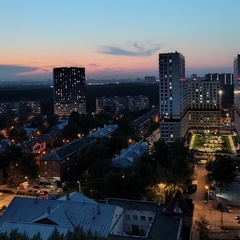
40,137,94,182
112,142,148,168
0,191,193,240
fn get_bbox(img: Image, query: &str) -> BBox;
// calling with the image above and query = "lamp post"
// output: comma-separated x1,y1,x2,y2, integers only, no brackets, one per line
205,185,209,202
77,181,81,193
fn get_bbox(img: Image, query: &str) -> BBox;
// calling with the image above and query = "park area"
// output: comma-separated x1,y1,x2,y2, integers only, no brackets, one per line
191,133,237,154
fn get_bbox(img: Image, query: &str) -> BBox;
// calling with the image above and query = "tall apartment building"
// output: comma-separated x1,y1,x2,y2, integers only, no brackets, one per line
206,73,233,86
53,67,86,118
234,55,240,138
188,80,220,130
159,51,188,143
219,73,233,85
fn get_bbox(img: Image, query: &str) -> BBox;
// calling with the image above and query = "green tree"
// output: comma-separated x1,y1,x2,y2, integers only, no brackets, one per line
47,228,64,240
207,155,236,187
194,213,210,240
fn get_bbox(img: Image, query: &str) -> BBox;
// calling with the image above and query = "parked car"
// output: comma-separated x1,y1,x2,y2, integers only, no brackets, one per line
217,203,233,212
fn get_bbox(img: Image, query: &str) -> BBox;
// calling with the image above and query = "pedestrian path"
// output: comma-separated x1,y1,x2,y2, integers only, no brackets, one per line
228,135,236,154
189,134,196,149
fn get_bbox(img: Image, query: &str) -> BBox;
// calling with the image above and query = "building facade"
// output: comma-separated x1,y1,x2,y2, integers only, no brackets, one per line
53,67,86,118
96,95,149,113
188,79,221,130
234,55,240,138
159,51,188,143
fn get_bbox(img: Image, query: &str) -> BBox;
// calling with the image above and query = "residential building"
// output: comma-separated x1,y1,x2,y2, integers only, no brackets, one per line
131,109,159,140
219,73,233,86
112,142,148,168
87,124,119,139
188,79,221,130
40,125,118,182
0,100,41,115
40,137,94,182
0,191,193,240
159,51,188,143
234,54,240,138
53,67,86,118
96,95,149,113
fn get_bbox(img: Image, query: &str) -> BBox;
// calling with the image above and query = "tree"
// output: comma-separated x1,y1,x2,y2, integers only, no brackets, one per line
207,155,236,187
47,228,64,240
194,213,210,240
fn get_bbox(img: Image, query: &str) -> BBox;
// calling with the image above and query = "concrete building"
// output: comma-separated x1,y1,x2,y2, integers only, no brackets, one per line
0,191,193,240
96,95,149,113
159,51,188,143
219,73,233,86
188,79,221,130
234,54,240,139
53,67,86,118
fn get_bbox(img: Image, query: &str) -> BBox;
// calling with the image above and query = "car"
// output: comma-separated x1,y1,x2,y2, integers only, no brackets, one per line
217,203,233,212
226,206,233,213
234,216,240,220
40,191,48,195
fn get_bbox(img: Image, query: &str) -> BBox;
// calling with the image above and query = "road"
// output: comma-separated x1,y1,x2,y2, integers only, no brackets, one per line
190,163,240,239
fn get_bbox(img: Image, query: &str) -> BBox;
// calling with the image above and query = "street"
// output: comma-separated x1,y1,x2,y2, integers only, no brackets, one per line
190,163,240,239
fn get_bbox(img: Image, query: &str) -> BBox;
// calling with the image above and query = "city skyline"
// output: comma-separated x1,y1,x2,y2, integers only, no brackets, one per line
1,0,240,81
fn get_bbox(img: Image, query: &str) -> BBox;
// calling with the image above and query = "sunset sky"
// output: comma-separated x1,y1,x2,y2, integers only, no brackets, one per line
1,0,240,81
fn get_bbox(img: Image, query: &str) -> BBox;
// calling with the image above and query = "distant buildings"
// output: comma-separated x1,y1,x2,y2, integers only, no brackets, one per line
234,55,240,138
205,73,233,86
159,51,188,143
0,100,41,115
144,76,156,84
96,95,149,113
53,67,86,118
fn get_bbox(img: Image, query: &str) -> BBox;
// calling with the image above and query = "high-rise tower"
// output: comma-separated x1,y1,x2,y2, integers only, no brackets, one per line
234,55,240,137
159,51,188,143
53,67,86,118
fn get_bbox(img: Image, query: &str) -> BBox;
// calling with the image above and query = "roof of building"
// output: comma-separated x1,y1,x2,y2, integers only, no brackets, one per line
41,137,94,161
87,124,119,139
20,130,62,150
57,191,97,204
106,198,181,240
0,191,190,240
132,109,159,127
163,190,194,217
0,194,122,239
112,142,148,168
0,221,69,239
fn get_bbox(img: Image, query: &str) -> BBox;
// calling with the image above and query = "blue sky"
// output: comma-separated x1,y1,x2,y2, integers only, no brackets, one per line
0,0,240,80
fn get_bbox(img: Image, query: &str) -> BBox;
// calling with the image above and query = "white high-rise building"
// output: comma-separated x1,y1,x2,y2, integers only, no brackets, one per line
234,55,240,137
188,80,221,130
159,51,188,143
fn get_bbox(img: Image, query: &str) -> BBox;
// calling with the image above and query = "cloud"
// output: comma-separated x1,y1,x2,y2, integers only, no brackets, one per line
0,64,53,80
99,41,161,57
88,63,100,68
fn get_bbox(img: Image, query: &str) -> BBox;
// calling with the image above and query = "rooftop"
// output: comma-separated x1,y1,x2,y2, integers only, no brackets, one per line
112,142,148,168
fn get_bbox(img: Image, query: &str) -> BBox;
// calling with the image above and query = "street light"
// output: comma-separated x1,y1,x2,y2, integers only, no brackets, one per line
205,185,209,202
77,181,81,193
